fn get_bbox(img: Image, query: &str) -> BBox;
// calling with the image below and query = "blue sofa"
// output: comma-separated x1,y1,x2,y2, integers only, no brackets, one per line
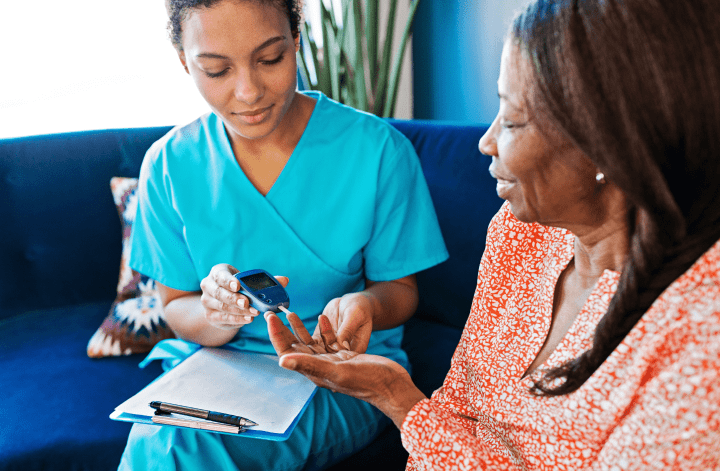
0,119,502,470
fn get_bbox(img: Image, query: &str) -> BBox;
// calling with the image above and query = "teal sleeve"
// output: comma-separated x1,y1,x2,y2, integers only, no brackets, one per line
128,146,200,292
363,135,449,281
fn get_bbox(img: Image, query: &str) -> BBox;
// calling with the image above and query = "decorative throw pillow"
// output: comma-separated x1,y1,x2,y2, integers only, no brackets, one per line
87,177,175,358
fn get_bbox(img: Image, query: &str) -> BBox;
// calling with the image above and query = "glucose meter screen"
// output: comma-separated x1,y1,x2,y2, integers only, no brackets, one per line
242,273,277,291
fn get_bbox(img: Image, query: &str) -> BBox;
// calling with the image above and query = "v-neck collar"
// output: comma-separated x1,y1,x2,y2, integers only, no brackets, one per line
516,229,621,387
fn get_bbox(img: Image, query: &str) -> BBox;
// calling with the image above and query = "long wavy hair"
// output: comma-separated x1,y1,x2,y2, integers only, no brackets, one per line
511,0,720,396
166,0,304,51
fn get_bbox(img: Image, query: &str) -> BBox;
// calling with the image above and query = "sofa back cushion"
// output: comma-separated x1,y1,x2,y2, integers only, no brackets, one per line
389,120,502,330
0,127,172,320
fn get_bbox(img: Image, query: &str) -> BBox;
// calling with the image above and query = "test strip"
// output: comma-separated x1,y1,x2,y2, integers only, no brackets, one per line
278,306,291,315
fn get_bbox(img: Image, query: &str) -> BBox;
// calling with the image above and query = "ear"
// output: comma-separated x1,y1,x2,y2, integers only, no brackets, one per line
294,35,301,53
177,49,190,74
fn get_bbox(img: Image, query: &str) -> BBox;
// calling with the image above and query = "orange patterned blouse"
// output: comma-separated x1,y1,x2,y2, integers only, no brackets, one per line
401,203,720,470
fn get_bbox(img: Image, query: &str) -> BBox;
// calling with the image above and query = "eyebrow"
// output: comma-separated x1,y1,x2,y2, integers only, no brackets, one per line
196,36,287,60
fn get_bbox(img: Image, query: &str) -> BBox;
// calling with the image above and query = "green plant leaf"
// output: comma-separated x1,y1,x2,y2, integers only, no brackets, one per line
366,0,379,81
300,0,415,117
297,48,312,89
383,0,420,117
372,0,398,115
321,3,342,100
300,26,317,86
319,1,335,97
351,0,368,111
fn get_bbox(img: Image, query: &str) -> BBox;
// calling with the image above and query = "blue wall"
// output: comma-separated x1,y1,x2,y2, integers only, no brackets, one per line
412,0,528,124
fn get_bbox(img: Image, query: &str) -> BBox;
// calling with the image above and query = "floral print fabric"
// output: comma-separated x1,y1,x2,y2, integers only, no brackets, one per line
401,203,720,470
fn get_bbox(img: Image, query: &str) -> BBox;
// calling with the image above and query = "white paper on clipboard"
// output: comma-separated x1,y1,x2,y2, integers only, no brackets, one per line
111,347,317,440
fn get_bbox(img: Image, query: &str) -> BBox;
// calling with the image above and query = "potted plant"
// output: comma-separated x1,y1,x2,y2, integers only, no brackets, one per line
298,0,421,117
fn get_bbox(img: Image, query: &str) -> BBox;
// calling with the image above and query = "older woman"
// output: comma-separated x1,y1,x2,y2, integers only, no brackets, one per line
265,0,720,468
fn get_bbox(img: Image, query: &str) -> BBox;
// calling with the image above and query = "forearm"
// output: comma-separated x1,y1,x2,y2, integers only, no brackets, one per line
363,275,418,330
164,294,239,346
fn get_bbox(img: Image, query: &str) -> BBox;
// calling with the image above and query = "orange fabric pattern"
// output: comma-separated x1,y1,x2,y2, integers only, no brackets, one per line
401,203,720,470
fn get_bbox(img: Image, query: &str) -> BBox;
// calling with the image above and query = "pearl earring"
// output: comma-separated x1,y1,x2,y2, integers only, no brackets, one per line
595,172,606,184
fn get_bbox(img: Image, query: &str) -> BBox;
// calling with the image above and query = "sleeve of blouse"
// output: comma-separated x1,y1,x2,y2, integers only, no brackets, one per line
400,342,523,470
596,297,720,469
401,203,524,470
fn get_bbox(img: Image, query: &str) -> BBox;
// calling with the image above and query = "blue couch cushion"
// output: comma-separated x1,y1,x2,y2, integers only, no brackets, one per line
402,317,464,397
0,303,163,471
0,128,172,321
388,120,501,330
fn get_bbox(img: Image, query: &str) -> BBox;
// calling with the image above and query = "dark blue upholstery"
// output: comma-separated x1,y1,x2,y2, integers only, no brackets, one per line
388,119,503,329
0,304,164,471
0,120,500,471
0,127,172,321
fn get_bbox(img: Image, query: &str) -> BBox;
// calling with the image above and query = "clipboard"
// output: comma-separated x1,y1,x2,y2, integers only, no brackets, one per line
111,347,317,441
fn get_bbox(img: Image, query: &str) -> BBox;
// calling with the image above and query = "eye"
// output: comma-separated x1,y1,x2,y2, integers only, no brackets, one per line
204,69,229,78
500,118,524,130
260,53,284,66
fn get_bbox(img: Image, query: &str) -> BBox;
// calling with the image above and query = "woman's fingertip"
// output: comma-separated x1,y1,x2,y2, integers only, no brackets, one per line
342,340,350,350
281,358,297,370
230,281,239,292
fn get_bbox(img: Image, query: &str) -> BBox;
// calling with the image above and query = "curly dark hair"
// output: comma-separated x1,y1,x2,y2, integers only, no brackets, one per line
511,0,720,396
166,0,304,51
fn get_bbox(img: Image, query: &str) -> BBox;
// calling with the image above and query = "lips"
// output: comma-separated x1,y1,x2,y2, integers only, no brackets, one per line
488,164,515,198
488,165,512,184
233,105,272,124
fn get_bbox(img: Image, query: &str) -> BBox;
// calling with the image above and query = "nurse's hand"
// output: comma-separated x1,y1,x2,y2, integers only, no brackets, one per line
200,263,289,330
319,293,374,353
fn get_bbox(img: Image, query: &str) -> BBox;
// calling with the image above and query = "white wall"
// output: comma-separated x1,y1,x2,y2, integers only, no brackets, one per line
0,1,207,139
0,1,428,139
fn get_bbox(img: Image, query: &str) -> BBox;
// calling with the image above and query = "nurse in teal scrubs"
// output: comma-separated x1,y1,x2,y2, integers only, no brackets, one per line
118,0,448,470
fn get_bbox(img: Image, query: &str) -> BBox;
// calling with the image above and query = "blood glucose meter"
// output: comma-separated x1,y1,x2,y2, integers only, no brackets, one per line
233,269,290,313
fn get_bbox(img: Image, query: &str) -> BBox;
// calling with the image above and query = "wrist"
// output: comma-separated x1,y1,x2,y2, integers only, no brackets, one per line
356,290,382,326
374,371,426,429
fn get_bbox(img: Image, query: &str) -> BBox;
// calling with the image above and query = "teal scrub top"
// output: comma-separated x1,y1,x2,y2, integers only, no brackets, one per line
129,91,448,362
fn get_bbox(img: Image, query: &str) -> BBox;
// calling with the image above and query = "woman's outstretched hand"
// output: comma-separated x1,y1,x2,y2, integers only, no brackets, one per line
264,311,427,428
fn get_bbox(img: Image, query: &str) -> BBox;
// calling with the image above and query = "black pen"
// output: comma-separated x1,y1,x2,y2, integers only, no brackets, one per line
150,401,258,427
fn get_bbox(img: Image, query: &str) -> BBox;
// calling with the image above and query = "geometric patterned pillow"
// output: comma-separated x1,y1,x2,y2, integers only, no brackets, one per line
86,177,175,358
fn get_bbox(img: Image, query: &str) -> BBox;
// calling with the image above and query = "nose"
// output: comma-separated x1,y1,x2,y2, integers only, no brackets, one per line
234,68,263,105
478,116,499,157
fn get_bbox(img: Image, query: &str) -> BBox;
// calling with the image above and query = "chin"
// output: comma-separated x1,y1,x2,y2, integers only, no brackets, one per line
507,202,534,224
230,120,280,141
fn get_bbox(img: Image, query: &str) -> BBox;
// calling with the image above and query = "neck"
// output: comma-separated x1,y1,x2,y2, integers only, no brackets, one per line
570,185,630,279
